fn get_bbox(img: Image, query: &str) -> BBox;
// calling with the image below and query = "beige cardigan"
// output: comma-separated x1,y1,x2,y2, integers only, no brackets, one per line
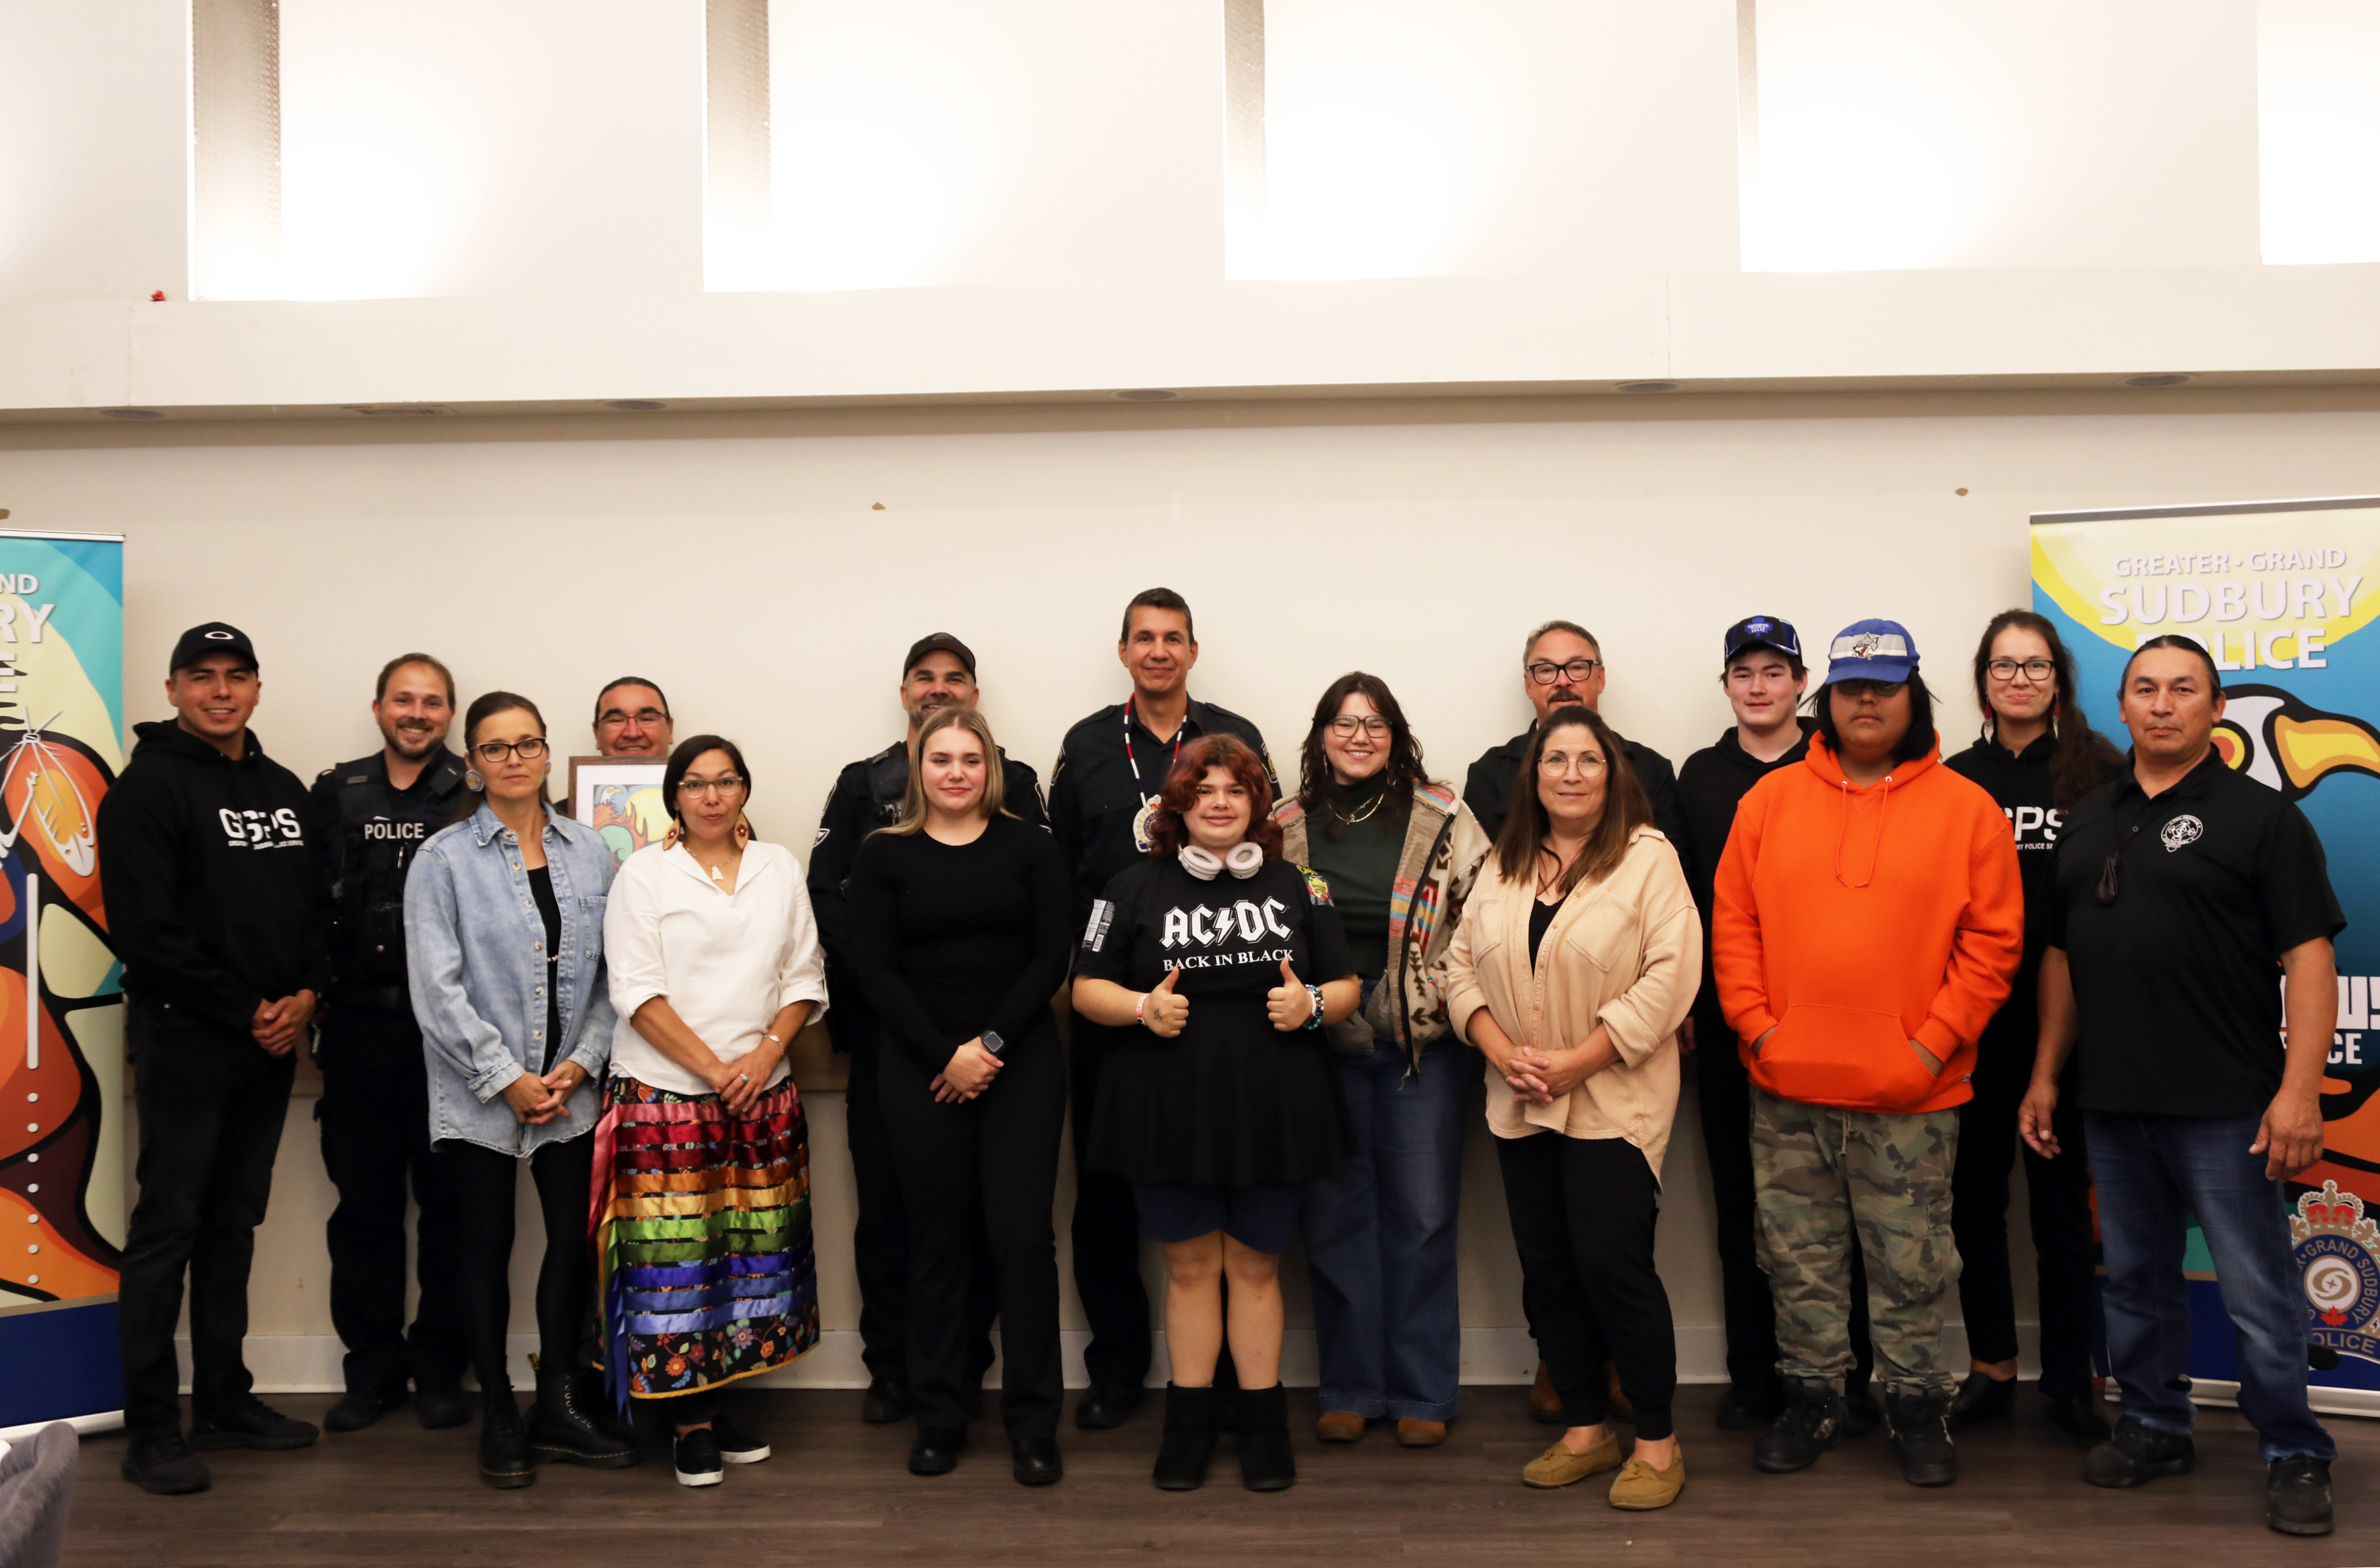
1438,826,1701,1176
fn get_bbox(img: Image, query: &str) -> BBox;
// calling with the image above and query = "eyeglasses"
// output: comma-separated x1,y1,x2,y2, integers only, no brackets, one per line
596,707,669,730
1987,658,2056,683
676,775,746,798
1539,752,1608,775
1327,715,1391,738
1526,658,1601,686
471,737,549,762
1833,679,1906,702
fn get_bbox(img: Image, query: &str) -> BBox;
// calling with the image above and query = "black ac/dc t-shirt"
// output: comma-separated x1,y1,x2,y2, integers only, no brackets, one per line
1077,854,1357,1186
2049,748,2344,1119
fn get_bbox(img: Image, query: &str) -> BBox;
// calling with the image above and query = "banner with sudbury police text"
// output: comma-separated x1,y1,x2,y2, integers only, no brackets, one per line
0,530,126,1434
2034,495,2380,1409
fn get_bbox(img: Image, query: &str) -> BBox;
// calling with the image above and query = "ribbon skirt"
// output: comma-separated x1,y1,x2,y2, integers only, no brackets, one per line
593,1073,820,1407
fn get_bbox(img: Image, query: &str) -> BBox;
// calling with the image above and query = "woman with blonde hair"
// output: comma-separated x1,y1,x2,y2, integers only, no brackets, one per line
1441,704,1700,1510
846,706,1076,1485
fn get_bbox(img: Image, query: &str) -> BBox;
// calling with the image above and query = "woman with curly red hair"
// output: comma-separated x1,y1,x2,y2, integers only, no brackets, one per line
1074,734,1361,1494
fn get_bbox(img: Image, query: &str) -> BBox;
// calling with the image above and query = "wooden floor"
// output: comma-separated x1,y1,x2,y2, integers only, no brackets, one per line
62,1386,2380,1566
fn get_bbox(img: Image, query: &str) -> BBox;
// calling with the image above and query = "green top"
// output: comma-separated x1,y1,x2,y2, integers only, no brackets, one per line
1301,777,1406,982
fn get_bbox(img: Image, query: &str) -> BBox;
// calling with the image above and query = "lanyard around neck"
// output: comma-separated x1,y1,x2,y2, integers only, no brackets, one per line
1124,694,1183,802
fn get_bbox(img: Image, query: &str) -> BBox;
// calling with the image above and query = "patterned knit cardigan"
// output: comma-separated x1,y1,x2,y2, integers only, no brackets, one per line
1274,779,1494,1069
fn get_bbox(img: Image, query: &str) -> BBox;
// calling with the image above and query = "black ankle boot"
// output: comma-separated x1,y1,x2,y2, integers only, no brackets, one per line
526,1369,640,1468
1884,1386,1959,1487
479,1387,535,1489
1236,1384,1295,1492
1153,1383,1219,1491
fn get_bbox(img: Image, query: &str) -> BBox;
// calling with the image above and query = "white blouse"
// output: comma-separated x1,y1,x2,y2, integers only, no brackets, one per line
602,839,829,1097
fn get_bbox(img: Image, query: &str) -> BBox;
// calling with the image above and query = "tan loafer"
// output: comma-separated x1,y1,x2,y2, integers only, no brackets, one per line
1608,1446,1686,1511
1395,1419,1447,1447
1521,1432,1623,1489
1315,1410,1366,1443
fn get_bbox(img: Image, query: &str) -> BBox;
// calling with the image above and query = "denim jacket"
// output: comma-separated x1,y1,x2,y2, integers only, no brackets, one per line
404,802,620,1155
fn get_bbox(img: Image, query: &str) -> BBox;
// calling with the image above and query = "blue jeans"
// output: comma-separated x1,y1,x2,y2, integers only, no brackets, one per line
1300,1038,1470,1422
2088,1111,2335,1462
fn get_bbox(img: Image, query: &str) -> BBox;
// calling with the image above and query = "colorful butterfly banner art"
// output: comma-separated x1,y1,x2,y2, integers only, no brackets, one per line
0,530,126,1434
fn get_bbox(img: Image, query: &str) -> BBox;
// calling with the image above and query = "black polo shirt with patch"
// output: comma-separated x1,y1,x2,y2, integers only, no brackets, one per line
2049,747,2344,1119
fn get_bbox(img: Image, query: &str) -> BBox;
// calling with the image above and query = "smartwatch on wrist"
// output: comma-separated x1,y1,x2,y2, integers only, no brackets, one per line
979,1030,1006,1057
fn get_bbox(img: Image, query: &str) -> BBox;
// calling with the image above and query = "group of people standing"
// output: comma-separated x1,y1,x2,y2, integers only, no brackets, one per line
93,586,2344,1537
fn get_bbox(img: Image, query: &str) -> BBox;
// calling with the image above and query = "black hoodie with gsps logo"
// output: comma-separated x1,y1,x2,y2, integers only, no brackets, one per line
97,720,333,1034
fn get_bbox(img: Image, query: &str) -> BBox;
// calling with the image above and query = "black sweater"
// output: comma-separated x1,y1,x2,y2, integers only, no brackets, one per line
845,814,1074,1072
96,721,332,1033
1675,719,1815,1023
1945,732,2063,1052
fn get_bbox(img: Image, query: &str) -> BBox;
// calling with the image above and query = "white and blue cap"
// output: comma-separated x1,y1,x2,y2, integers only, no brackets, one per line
1824,619,1919,685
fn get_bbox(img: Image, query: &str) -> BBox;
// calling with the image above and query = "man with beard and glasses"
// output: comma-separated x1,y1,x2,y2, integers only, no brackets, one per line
307,653,473,1434
810,633,1047,1424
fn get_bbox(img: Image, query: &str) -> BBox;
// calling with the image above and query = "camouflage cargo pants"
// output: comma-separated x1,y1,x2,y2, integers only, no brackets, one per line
1750,1086,1962,1395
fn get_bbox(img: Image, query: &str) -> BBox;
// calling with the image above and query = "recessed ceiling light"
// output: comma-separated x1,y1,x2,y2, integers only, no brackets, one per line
606,399,667,411
2123,373,2192,388
1115,388,1178,401
1615,380,1679,393
343,403,453,417
97,407,163,420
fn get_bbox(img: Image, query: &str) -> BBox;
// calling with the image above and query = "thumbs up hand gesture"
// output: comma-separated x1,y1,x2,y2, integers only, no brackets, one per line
1142,968,1190,1038
1267,958,1316,1033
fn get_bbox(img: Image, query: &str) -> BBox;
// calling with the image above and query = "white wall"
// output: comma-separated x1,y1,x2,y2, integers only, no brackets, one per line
10,387,2379,1381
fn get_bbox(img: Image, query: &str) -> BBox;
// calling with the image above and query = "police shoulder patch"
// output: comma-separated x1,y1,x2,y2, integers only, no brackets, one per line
1299,866,1333,906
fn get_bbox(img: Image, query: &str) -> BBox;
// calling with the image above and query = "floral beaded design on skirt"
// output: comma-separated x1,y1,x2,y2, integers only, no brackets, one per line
592,1073,821,1406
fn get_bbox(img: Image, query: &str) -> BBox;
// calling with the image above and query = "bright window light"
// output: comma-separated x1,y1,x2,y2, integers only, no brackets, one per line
195,0,698,301
1231,1,1735,282
2259,0,2380,264
1742,0,2259,272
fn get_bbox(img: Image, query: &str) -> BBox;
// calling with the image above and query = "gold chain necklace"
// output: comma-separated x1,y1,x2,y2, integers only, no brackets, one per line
1330,788,1386,825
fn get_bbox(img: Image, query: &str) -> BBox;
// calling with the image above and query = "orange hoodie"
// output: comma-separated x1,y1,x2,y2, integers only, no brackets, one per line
1712,734,2022,1114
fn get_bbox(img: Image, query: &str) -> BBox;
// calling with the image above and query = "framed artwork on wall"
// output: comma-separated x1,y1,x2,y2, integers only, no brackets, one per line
570,756,668,866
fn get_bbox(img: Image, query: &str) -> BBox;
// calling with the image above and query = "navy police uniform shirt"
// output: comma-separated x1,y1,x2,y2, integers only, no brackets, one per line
2049,747,2344,1119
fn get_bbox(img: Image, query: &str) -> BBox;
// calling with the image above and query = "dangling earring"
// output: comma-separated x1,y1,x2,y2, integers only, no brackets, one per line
662,822,681,850
735,816,750,845
464,768,485,791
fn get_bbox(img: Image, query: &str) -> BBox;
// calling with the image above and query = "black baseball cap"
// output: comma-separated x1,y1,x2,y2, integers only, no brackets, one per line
1722,615,1801,665
169,621,258,674
902,632,976,678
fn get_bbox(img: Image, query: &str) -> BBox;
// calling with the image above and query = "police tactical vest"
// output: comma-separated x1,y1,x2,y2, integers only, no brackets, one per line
326,754,464,994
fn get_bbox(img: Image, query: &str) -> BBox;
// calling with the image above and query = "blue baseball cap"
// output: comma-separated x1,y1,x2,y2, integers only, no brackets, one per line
1824,619,1920,685
1723,615,1801,664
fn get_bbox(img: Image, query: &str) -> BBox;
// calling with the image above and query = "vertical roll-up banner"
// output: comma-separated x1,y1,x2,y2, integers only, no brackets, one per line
0,530,127,1436
2034,496,2380,1414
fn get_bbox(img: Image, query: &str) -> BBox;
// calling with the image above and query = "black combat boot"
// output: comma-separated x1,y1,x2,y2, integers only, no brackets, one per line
526,1368,640,1468
479,1386,534,1489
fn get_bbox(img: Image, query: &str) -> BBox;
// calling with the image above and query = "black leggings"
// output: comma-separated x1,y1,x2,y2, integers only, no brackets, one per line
438,1134,594,1392
1497,1132,1678,1441
1953,1026,2097,1395
879,1018,1068,1439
